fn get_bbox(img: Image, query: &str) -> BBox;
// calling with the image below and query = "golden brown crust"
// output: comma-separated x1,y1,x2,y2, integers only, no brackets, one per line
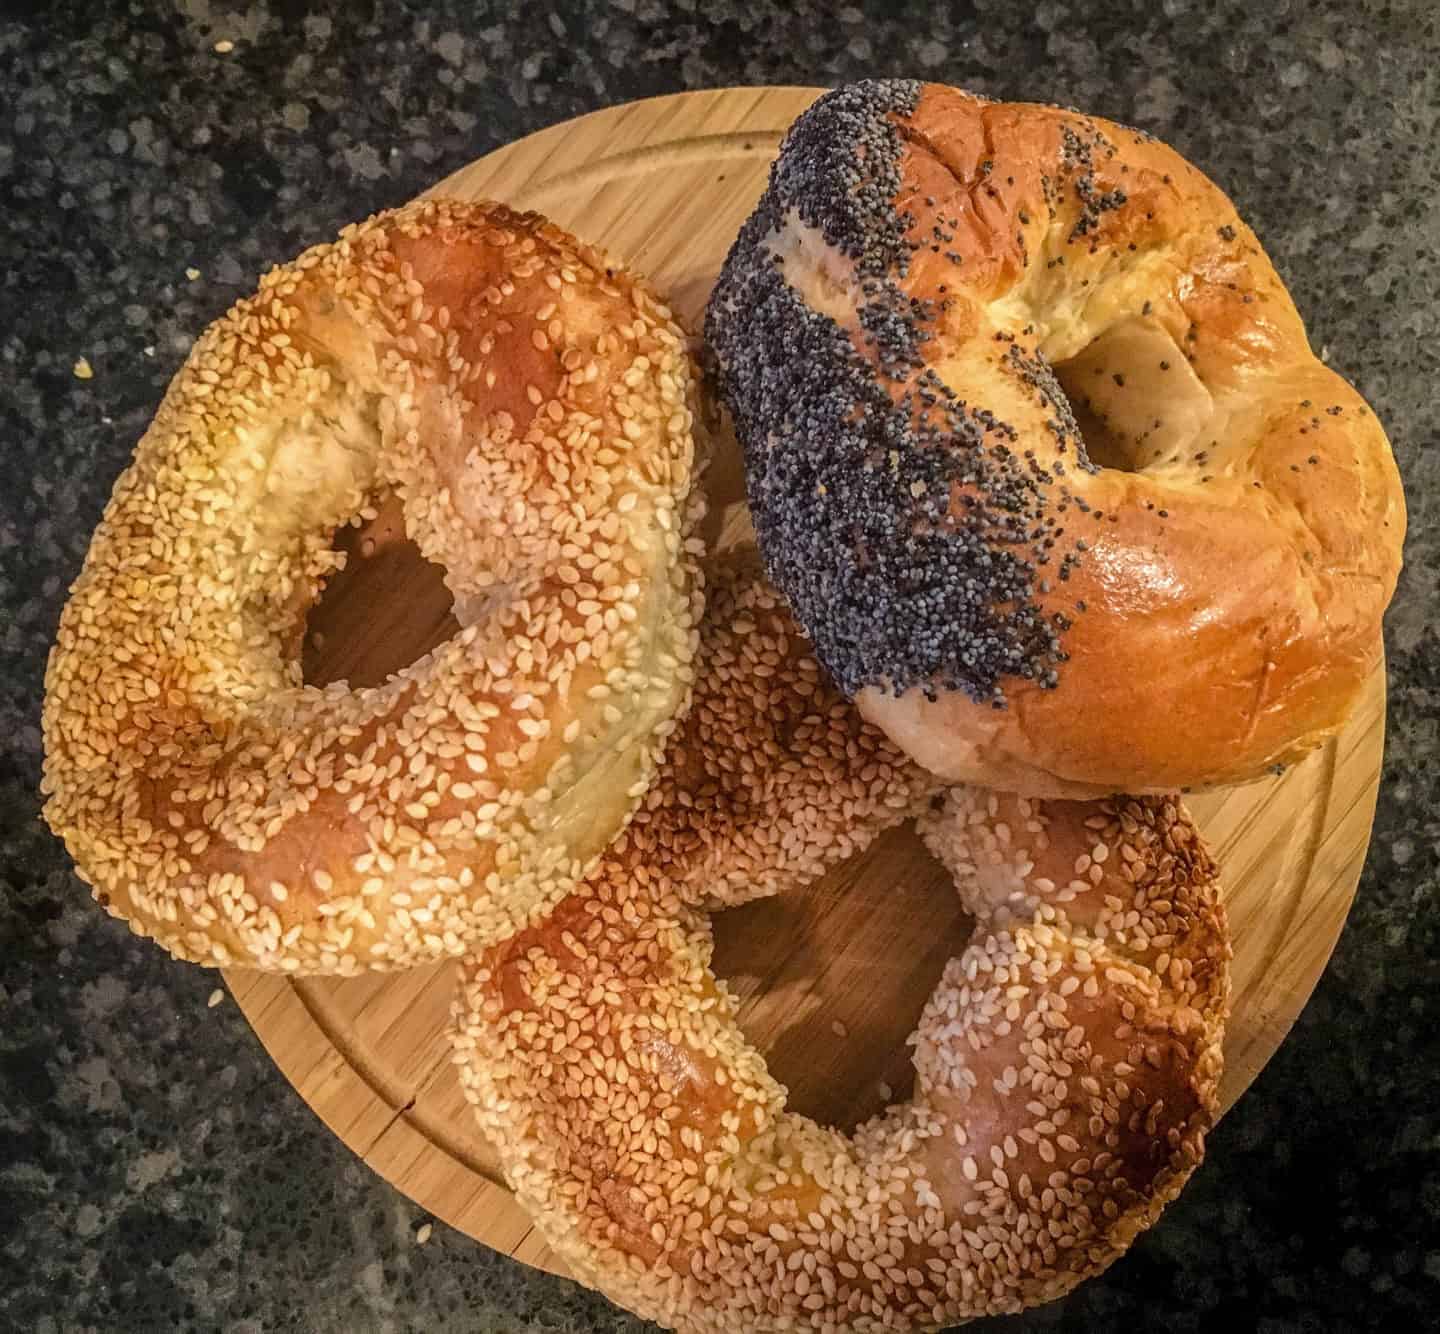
452,553,1230,1331
713,81,1404,797
866,86,1403,794
41,198,703,973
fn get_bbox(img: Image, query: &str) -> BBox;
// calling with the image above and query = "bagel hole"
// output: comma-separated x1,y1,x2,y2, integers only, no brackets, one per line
1051,318,1214,472
302,493,460,689
1053,374,1138,472
709,821,972,1133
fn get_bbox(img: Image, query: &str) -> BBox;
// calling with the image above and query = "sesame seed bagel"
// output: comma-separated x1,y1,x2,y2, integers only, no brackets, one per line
707,79,1405,797
41,198,703,974
452,551,1230,1331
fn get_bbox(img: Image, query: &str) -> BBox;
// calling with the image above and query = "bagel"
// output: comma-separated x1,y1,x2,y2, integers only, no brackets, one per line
707,79,1405,797
453,552,1230,1331
41,198,702,973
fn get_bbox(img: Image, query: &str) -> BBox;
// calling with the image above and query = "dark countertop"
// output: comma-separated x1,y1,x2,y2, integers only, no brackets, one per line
2,2,1437,1331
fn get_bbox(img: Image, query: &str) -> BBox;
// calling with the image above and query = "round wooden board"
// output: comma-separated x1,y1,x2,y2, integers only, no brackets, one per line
224,87,1388,1283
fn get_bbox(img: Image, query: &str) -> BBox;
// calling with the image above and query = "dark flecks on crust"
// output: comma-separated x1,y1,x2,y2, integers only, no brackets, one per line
769,78,922,280
1060,124,1129,245
707,80,1092,707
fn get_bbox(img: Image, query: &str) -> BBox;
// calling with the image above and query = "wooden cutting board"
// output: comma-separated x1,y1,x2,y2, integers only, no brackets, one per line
223,88,1388,1281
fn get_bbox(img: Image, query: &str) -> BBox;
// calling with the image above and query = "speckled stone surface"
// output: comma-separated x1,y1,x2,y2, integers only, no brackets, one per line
3,2,1437,1331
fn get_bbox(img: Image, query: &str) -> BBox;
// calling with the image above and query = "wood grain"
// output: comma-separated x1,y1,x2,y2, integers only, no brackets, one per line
224,88,1386,1283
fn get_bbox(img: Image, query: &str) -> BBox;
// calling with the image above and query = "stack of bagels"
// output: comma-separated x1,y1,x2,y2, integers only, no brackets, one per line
43,81,1403,1331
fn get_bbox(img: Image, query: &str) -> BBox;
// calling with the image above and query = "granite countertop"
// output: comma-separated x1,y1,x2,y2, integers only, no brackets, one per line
3,2,1437,1331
